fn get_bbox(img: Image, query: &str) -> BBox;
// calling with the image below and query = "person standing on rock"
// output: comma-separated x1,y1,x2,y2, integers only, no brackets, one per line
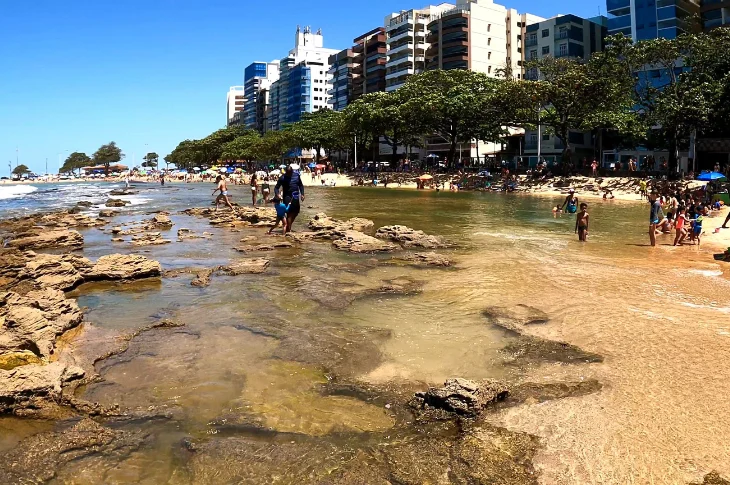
213,175,234,212
275,165,305,233
250,173,259,206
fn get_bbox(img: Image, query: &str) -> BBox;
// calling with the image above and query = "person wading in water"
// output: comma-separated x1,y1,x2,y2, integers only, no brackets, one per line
275,165,305,233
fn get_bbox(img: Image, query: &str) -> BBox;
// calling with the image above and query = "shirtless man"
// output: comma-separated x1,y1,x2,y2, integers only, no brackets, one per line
213,175,234,211
575,203,589,242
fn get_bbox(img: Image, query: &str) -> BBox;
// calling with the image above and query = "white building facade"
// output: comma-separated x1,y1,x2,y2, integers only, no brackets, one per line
226,86,245,126
269,26,340,131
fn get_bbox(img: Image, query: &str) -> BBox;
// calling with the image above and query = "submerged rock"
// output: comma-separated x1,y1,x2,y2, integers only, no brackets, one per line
332,230,398,253
411,378,509,417
395,252,452,267
375,225,447,248
692,472,730,485
98,209,120,218
7,229,84,250
234,242,293,252
484,304,550,332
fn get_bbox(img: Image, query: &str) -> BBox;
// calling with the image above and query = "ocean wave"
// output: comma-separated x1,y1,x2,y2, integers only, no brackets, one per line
0,185,38,200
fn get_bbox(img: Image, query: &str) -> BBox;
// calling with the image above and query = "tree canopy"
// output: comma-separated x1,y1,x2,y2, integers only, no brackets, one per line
12,164,31,177
60,152,91,174
142,152,159,169
92,142,124,174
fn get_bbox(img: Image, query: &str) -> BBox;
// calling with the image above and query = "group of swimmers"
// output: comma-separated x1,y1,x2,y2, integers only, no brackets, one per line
649,192,714,247
211,165,305,236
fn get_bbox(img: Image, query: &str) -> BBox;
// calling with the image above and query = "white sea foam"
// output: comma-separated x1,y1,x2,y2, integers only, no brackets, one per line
0,185,37,200
687,269,723,277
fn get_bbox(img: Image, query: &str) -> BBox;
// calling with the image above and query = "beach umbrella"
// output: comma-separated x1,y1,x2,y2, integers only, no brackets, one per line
697,171,727,181
308,162,316,169
279,164,287,169
418,174,434,181
426,154,439,159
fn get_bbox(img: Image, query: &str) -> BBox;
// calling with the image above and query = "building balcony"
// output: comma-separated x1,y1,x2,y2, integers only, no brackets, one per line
385,67,414,81
388,42,415,55
387,31,413,44
556,31,569,39
525,38,538,47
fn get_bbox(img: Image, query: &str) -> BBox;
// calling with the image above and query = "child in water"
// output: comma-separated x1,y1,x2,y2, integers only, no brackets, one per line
575,203,589,242
268,196,291,236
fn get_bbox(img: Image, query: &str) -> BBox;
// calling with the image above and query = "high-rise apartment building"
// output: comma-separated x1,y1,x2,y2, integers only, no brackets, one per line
701,0,730,29
269,26,339,131
328,49,354,111
328,27,388,111
425,0,544,78
607,0,700,40
384,4,455,92
226,86,245,126
353,28,388,98
243,62,280,133
523,15,608,160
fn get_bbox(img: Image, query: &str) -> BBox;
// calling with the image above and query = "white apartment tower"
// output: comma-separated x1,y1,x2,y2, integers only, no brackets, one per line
226,86,245,125
384,4,455,92
425,0,544,79
269,26,340,131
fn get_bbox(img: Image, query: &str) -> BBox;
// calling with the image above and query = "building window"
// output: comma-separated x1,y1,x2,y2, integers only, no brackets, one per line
487,24,491,32
559,43,567,56
488,66,492,73
542,133,550,141
530,50,537,60
542,29,549,37
529,134,538,144
542,46,549,54
517,22,522,27
488,52,491,59
488,38,491,45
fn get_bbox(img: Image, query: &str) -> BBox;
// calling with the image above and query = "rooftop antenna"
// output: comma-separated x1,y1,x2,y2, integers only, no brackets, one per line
296,25,300,33
316,28,322,35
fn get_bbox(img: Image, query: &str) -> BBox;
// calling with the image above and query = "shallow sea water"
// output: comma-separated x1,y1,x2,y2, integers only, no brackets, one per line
2,182,730,484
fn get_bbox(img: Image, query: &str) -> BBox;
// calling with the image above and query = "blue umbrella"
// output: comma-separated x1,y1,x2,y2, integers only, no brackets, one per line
697,171,727,181
308,162,316,168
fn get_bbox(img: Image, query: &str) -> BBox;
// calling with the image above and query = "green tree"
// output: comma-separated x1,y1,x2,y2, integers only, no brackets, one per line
92,141,124,174
522,54,638,163
12,164,31,177
142,152,159,169
60,152,91,175
220,131,263,162
399,70,503,166
289,109,344,162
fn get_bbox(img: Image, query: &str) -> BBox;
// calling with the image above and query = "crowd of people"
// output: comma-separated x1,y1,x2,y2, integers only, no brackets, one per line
647,186,725,248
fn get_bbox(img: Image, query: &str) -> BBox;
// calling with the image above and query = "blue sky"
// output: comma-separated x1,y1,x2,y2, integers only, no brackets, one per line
0,0,600,174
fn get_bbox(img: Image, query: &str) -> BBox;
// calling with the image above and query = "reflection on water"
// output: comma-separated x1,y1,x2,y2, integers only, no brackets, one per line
5,185,730,483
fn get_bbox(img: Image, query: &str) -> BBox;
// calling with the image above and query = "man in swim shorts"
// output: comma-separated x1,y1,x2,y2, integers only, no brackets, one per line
275,165,305,233
213,174,234,212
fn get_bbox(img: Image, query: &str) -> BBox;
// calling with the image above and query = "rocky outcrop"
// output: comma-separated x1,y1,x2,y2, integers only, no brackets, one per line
130,232,171,246
183,206,277,227
109,189,137,196
177,228,212,241
308,213,374,233
83,254,162,281
411,378,509,417
375,225,447,249
17,253,92,291
150,213,173,228
7,229,84,250
105,198,129,208
692,472,730,485
0,288,84,358
98,209,119,218
332,231,398,253
483,305,550,332
0,362,84,414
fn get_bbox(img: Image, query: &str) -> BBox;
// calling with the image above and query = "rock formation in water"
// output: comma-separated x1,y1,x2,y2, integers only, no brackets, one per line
183,206,278,227
8,229,84,250
332,230,398,253
393,252,452,267
375,224,447,248
0,248,162,415
104,198,129,207
308,212,374,232
98,209,120,218
411,378,509,417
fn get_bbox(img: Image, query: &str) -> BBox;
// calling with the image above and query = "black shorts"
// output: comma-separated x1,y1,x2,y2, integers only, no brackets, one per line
284,197,300,218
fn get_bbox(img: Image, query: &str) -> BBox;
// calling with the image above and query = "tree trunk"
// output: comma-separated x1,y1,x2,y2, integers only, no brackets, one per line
448,136,458,172
391,140,399,166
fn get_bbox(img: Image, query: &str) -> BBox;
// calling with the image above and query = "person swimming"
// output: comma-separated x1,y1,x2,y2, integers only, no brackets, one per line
560,189,578,214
